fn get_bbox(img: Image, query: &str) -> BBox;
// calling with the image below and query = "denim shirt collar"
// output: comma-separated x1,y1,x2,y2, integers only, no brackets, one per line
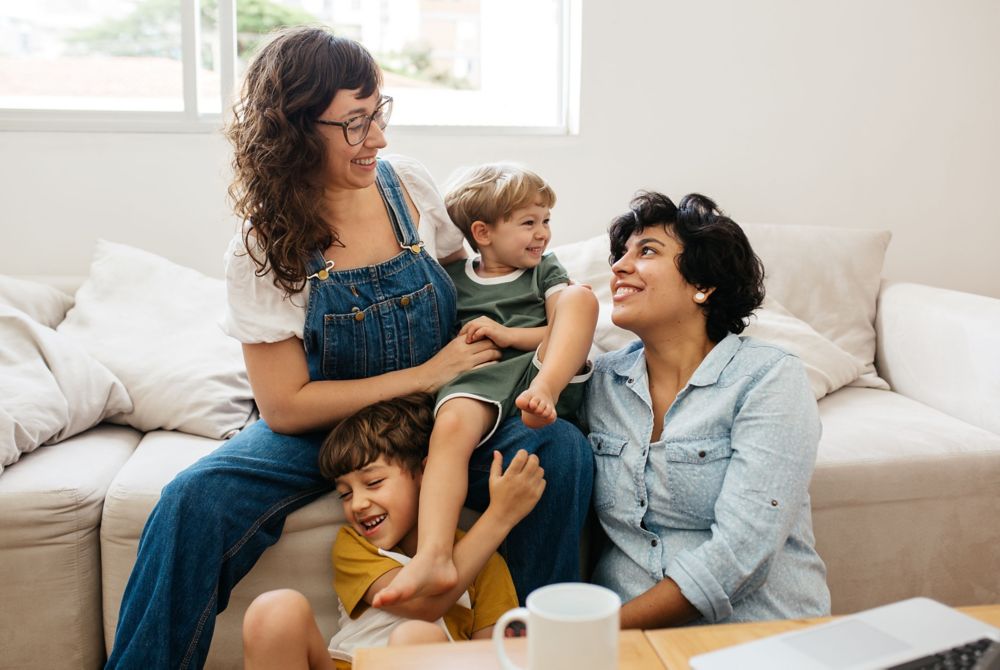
610,332,741,389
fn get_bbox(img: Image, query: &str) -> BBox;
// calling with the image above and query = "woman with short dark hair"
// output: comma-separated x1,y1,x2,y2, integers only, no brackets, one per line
584,191,830,627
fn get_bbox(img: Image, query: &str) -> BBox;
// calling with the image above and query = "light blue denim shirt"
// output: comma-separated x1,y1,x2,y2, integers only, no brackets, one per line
581,333,831,624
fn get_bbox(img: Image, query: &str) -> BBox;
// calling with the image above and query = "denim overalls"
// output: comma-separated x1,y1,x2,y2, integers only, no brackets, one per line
303,160,457,382
107,160,592,670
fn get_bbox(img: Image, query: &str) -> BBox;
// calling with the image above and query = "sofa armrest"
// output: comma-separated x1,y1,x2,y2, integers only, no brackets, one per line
875,280,1000,435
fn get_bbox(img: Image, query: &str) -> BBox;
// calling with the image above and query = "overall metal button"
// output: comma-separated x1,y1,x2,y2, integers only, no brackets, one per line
400,296,411,307
354,311,365,322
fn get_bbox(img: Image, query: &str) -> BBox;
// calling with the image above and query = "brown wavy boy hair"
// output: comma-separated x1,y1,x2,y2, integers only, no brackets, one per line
318,393,435,481
225,26,382,295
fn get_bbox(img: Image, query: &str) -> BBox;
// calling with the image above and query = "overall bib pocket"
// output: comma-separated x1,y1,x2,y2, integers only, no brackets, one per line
321,282,442,380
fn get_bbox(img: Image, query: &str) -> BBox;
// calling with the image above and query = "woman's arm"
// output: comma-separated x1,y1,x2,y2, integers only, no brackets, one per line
244,334,500,435
619,578,700,629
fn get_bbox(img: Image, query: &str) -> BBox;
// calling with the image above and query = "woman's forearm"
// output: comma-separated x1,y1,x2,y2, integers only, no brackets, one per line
263,366,435,434
619,578,700,630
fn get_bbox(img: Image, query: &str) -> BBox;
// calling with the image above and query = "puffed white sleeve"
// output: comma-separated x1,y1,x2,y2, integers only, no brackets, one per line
221,232,308,343
385,154,466,260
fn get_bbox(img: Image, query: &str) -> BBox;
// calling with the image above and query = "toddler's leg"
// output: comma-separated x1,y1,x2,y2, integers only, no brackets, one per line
388,620,449,645
373,397,497,607
243,589,335,670
517,285,599,428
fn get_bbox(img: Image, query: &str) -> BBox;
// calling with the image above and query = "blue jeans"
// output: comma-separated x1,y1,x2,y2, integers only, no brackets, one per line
105,417,592,669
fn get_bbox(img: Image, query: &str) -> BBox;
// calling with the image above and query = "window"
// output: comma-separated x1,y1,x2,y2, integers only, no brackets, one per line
0,0,578,133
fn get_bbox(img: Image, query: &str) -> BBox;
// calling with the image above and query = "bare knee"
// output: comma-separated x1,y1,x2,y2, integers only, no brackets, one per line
243,589,314,646
434,400,495,443
388,620,449,646
557,284,600,316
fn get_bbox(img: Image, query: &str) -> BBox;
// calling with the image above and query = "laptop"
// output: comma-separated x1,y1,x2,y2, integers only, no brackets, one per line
689,598,1000,670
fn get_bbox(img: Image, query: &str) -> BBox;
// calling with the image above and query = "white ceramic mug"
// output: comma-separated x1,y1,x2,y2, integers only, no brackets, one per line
492,582,621,670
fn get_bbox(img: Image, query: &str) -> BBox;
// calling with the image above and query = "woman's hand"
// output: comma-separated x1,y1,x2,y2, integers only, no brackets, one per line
418,332,501,392
485,450,546,529
460,316,514,348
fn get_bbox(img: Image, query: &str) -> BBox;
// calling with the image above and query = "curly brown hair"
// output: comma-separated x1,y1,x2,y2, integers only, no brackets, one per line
225,26,382,295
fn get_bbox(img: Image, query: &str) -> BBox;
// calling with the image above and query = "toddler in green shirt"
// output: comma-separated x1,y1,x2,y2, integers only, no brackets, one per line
373,163,599,608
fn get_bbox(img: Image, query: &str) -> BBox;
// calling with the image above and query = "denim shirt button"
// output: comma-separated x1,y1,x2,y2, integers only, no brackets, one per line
698,450,706,458
771,499,779,507
651,539,658,547
627,377,634,384
639,499,646,507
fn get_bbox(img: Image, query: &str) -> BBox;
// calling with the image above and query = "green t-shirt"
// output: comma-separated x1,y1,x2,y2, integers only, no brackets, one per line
444,254,570,330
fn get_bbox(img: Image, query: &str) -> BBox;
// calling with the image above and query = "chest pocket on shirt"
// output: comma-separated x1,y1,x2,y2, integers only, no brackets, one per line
652,437,732,528
322,282,442,380
589,433,628,512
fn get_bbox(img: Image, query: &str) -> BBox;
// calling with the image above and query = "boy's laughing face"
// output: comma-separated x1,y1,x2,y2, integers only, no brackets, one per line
335,456,421,555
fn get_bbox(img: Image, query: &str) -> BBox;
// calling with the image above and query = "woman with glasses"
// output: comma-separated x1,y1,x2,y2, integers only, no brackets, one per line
105,27,593,669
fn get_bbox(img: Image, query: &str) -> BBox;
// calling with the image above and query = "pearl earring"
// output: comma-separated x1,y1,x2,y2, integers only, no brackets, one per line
694,291,706,302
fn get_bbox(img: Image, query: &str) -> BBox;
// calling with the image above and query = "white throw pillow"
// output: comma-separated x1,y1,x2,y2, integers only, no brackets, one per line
0,275,74,328
57,240,254,439
744,297,865,399
0,304,132,475
740,223,891,389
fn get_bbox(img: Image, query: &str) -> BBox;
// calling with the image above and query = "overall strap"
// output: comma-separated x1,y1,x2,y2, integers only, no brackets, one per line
306,249,334,280
376,160,423,251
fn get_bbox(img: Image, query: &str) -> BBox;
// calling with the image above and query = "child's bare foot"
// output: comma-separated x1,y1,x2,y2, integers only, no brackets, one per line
373,552,458,608
516,380,558,429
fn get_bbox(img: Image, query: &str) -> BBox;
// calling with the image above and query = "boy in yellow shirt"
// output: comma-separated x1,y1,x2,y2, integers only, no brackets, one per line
242,393,544,668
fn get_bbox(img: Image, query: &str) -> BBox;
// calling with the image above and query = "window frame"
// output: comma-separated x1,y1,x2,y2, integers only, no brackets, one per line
0,0,580,136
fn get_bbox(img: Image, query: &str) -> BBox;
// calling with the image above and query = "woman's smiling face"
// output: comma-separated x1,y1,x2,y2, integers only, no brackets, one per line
316,88,388,192
609,225,704,337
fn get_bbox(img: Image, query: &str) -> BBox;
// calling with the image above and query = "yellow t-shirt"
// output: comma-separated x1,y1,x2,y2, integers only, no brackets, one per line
332,526,518,640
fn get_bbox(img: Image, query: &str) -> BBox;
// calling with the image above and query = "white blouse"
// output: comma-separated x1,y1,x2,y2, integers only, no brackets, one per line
222,154,466,344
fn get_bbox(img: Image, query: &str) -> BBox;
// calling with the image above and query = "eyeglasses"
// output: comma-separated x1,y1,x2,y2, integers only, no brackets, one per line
315,96,393,146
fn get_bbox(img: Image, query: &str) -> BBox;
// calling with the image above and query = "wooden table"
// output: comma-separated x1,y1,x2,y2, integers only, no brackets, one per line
353,629,664,669
353,605,1000,669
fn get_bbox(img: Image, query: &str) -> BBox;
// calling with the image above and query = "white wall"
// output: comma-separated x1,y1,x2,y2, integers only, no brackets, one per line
2,0,999,297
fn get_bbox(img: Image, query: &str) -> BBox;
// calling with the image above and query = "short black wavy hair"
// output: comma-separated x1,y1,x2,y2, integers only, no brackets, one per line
608,191,765,342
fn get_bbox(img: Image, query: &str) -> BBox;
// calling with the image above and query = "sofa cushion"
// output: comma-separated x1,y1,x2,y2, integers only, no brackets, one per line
811,387,1000,613
0,304,133,475
0,274,74,328
101,430,344,669
741,223,891,389
0,425,141,669
58,240,255,440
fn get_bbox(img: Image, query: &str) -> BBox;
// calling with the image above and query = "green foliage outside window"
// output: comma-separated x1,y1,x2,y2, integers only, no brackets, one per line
67,0,318,61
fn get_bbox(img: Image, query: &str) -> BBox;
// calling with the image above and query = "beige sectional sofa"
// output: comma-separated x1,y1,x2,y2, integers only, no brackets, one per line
2,225,999,669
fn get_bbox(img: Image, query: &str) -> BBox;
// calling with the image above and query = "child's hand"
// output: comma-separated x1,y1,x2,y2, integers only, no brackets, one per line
487,450,546,528
460,316,513,348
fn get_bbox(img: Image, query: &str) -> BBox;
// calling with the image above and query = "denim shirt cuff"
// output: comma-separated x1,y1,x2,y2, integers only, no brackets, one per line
667,552,734,623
